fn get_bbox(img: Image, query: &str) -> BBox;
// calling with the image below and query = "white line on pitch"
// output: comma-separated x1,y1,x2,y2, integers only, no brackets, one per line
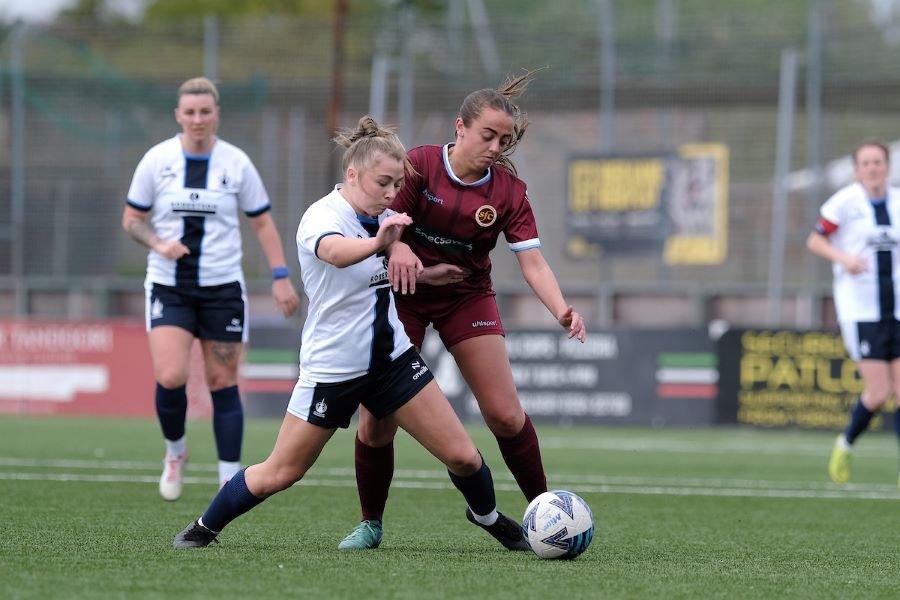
2,470,898,501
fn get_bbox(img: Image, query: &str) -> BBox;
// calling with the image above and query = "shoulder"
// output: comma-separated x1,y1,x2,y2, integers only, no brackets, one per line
492,164,528,197
303,189,346,223
408,144,441,166
826,183,864,206
213,138,253,164
141,136,180,161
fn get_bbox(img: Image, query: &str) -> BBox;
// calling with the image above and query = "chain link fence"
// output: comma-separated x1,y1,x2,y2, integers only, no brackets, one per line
1,0,899,326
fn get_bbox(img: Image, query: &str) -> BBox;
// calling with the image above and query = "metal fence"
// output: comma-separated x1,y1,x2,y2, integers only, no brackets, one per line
2,0,900,327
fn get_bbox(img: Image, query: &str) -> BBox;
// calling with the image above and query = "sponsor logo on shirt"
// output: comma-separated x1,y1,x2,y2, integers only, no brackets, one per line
866,230,897,251
475,205,497,227
423,189,444,205
412,226,473,253
369,270,390,287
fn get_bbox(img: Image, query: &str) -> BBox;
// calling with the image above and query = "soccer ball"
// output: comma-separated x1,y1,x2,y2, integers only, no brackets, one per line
522,490,595,559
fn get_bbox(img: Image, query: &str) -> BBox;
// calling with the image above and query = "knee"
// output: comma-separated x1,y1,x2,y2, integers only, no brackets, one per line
445,448,482,477
357,412,398,447
155,371,188,390
863,388,891,408
254,464,304,496
482,405,525,438
206,369,238,391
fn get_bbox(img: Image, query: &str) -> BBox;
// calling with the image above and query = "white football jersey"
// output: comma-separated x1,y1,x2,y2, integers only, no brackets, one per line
296,186,413,383
818,182,900,322
126,135,270,287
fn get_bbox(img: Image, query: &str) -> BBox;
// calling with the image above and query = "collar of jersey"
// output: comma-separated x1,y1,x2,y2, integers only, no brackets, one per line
183,150,212,160
442,144,491,187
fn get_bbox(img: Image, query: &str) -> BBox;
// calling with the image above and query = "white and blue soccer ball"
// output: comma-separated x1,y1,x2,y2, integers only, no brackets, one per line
522,490,595,559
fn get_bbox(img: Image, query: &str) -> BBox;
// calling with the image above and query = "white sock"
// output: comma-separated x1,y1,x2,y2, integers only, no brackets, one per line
165,436,186,457
219,460,241,484
838,435,851,451
470,509,499,526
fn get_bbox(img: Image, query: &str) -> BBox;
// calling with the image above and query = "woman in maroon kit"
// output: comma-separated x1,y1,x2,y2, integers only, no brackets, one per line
338,71,587,550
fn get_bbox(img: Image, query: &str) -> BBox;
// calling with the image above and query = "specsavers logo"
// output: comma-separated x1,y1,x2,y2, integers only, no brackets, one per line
412,226,473,253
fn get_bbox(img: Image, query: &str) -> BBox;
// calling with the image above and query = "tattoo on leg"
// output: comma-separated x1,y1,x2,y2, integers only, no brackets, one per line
210,341,240,365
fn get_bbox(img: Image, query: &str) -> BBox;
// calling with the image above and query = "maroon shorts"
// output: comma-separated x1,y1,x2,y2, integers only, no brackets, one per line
395,289,505,350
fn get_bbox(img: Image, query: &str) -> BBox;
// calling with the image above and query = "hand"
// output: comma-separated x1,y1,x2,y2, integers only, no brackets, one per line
388,242,424,295
841,255,868,275
376,213,413,250
420,263,471,286
272,278,300,317
153,239,191,260
557,305,586,343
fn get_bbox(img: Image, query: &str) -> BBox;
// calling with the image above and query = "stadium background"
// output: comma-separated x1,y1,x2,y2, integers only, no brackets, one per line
1,0,899,427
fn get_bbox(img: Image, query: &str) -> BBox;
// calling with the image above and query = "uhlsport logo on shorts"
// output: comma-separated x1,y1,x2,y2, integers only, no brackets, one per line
411,359,429,380
225,318,243,333
313,399,328,418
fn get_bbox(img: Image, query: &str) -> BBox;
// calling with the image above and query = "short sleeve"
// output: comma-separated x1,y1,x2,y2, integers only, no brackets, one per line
504,186,541,251
239,157,271,217
297,202,344,259
126,152,156,210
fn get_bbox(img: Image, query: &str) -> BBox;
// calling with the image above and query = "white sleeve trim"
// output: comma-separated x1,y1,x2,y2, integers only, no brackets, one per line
508,238,541,252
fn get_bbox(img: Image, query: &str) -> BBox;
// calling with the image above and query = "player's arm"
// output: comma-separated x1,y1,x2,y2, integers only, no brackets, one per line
806,229,867,274
386,241,424,295
248,211,300,317
122,204,190,260
515,247,586,342
318,213,413,268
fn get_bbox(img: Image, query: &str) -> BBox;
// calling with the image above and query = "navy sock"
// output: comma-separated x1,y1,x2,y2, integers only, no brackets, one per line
894,408,900,439
844,398,874,445
447,454,496,516
155,383,187,441
211,385,243,462
201,468,264,532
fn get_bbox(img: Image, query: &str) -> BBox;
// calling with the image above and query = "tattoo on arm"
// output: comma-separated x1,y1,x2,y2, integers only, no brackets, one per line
126,218,160,249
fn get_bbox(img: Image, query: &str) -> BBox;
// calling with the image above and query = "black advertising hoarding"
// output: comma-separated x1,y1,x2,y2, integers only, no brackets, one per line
716,329,889,430
566,144,729,265
420,328,717,426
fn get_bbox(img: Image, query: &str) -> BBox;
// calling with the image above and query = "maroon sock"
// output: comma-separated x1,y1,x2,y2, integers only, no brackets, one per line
496,414,547,502
354,435,394,522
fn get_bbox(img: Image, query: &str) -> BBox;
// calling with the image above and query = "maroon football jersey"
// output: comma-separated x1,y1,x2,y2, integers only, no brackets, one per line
392,144,540,293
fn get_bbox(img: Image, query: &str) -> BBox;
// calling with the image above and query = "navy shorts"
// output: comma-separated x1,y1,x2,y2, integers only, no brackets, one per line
145,281,248,343
286,347,435,429
840,319,900,361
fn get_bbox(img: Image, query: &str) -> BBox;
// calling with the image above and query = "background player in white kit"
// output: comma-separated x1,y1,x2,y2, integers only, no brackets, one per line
122,77,300,500
172,116,528,551
807,140,900,485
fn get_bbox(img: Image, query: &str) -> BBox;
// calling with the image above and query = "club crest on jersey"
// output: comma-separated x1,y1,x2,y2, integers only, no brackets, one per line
475,205,497,227
220,171,230,187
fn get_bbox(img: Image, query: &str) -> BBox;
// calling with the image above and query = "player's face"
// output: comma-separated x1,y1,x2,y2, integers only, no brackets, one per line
174,93,219,148
854,145,889,194
455,107,515,171
346,153,405,217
